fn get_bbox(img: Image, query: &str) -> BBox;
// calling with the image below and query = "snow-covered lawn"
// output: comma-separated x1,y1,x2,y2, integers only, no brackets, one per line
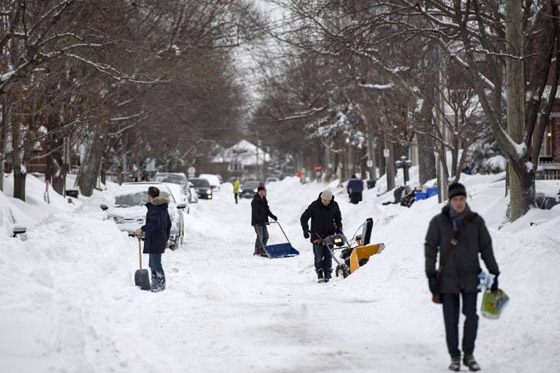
1,174,559,372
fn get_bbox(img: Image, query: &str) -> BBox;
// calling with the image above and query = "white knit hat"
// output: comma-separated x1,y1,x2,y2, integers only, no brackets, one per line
321,190,333,200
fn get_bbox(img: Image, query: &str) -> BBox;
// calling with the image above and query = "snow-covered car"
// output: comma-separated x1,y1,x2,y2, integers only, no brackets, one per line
240,180,264,199
100,182,186,249
0,206,27,240
165,182,190,214
190,178,213,199
199,174,221,191
265,177,279,184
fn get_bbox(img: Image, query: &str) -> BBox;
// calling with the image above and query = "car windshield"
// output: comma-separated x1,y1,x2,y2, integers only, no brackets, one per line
243,181,262,189
114,190,171,207
155,175,185,184
190,179,210,187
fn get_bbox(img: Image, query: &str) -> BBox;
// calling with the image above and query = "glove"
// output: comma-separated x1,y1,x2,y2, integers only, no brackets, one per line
428,276,438,294
303,230,310,239
271,214,278,221
491,274,499,293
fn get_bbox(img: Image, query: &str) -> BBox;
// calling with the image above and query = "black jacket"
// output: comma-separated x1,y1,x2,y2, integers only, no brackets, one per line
300,194,343,242
425,205,500,293
141,197,172,254
251,194,275,226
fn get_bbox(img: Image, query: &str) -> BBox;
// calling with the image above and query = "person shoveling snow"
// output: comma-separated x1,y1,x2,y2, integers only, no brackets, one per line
251,185,278,257
134,186,172,292
300,189,343,283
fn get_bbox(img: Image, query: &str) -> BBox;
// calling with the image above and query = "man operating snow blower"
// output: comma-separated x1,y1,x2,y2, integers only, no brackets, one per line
300,189,343,283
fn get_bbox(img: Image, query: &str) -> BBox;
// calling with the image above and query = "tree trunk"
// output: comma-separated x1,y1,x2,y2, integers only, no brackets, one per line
385,135,396,191
79,123,106,197
11,115,26,201
324,146,332,181
417,86,437,185
505,0,530,221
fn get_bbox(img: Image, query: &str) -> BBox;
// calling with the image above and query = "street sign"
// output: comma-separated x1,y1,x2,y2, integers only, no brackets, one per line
367,160,373,167
383,149,390,158
314,164,322,172
188,167,196,178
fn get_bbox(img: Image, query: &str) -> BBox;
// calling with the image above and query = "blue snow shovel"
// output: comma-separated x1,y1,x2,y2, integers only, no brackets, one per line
256,221,300,259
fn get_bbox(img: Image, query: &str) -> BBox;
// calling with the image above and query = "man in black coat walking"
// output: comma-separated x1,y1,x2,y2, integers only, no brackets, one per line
300,190,342,283
251,185,277,257
425,183,500,372
135,186,172,292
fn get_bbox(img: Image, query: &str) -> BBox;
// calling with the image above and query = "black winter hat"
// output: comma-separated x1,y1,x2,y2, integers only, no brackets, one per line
448,182,467,199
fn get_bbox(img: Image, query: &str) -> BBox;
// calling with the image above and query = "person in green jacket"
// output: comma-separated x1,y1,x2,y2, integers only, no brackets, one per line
233,178,241,204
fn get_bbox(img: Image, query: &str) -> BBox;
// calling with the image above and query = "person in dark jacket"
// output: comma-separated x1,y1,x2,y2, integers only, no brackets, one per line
347,175,364,204
251,185,277,257
425,182,500,372
134,186,172,292
300,190,343,283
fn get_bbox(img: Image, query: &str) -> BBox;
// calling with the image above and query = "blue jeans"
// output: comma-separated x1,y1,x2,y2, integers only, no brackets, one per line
254,225,269,249
149,254,166,290
442,292,479,358
313,244,332,273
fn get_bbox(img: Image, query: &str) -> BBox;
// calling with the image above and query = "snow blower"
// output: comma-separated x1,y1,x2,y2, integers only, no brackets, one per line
338,218,385,276
134,236,151,291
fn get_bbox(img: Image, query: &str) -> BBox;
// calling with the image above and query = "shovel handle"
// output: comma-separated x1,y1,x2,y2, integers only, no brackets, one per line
138,237,143,270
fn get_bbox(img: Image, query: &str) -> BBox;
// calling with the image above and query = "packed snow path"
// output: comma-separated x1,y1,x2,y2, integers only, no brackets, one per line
1,176,559,372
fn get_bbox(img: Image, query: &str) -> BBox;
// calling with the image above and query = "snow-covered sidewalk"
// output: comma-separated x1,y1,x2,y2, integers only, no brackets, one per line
1,176,559,372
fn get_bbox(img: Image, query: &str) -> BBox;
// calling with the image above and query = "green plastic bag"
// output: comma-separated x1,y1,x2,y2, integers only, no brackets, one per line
481,289,510,319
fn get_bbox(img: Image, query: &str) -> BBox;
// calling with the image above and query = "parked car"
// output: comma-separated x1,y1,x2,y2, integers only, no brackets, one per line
189,178,213,199
155,172,199,204
266,177,280,184
0,206,27,240
100,182,186,250
240,180,264,199
199,174,221,191
165,183,190,214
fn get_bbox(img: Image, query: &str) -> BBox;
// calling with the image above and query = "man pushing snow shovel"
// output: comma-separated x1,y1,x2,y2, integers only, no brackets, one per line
425,182,500,372
300,189,342,283
134,186,172,292
251,185,278,257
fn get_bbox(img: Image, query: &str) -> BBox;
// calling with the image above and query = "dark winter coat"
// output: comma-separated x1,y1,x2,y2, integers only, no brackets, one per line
300,194,343,242
251,194,276,226
141,197,172,254
347,178,364,194
425,205,500,293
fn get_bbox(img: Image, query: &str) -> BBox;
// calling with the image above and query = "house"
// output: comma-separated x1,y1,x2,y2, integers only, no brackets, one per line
212,140,271,180
537,66,560,180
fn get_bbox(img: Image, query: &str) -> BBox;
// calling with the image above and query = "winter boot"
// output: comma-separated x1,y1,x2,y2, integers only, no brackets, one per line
324,269,333,283
463,355,481,372
448,356,461,372
316,269,326,283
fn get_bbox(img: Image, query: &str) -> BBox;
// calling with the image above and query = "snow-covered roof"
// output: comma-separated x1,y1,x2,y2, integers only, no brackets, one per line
212,140,271,166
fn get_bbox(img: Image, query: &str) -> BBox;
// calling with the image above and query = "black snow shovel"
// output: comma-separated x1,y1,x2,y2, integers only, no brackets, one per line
134,236,151,291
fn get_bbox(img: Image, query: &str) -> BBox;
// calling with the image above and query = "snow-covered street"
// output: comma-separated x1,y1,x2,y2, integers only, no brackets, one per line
1,175,560,372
